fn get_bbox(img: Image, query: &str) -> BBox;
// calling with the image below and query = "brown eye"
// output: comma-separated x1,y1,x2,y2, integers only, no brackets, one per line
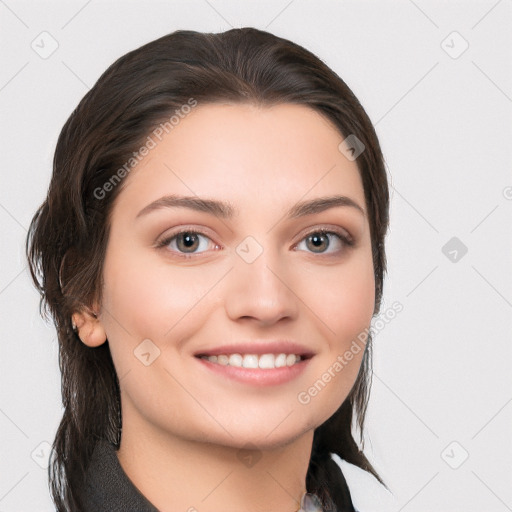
305,232,330,253
175,232,201,253
157,229,216,256
295,229,353,255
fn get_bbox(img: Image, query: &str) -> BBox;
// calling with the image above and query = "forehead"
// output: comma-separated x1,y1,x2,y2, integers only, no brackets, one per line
114,102,366,221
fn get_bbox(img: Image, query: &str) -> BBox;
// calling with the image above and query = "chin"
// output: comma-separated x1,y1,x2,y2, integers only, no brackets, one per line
216,419,316,452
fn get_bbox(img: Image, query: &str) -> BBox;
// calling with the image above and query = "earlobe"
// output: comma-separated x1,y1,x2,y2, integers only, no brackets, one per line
72,309,107,347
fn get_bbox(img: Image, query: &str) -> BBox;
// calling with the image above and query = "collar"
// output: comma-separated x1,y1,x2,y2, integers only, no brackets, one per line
78,439,159,511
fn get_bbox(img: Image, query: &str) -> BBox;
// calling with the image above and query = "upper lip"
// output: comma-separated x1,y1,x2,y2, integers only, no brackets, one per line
194,340,315,358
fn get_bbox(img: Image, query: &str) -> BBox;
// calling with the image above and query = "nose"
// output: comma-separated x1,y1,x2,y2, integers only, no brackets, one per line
223,245,299,327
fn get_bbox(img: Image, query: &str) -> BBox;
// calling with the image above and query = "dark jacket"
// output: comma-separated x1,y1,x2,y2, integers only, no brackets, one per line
78,439,159,511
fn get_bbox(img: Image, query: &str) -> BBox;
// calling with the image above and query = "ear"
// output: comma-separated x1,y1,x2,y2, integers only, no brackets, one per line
72,306,107,347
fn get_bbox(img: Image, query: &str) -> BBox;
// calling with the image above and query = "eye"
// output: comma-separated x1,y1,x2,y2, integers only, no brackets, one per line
156,228,219,257
294,228,354,255
156,226,354,259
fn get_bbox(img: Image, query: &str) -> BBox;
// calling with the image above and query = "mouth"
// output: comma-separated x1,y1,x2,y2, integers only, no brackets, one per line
193,340,315,386
195,352,312,369
193,342,315,386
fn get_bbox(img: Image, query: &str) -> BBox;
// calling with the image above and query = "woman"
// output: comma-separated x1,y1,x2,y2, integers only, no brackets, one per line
26,27,390,512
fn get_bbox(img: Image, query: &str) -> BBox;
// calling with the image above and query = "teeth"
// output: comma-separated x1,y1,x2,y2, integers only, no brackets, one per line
275,353,287,368
286,354,297,366
228,354,243,367
217,355,229,365
258,354,274,369
200,353,302,369
243,354,258,368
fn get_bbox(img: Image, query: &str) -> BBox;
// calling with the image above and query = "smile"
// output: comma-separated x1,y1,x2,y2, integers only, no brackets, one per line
195,353,313,386
197,353,304,369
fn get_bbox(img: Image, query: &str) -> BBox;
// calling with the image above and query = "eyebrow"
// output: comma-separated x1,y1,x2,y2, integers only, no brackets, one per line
135,194,365,220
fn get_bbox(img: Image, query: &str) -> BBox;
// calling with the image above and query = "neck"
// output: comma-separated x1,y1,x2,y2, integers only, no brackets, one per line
116,404,314,512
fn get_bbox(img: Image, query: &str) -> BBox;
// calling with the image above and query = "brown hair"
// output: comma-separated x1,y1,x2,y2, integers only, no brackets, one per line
26,27,389,511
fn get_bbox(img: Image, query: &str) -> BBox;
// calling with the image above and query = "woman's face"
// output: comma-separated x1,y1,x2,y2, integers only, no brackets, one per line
96,102,375,449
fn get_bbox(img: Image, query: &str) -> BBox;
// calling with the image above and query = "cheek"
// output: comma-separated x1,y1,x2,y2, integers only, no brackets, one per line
101,245,205,337
298,253,374,414
310,253,375,348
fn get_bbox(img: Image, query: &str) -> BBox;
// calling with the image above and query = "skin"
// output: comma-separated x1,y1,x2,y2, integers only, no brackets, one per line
73,103,375,512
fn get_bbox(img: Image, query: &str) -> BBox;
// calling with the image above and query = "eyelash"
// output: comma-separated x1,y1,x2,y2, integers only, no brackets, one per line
155,226,355,259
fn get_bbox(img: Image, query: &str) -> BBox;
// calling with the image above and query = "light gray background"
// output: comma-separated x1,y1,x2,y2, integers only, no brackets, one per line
1,1,511,511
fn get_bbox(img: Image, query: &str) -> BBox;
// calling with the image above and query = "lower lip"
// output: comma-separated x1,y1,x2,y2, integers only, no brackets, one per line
195,356,312,386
